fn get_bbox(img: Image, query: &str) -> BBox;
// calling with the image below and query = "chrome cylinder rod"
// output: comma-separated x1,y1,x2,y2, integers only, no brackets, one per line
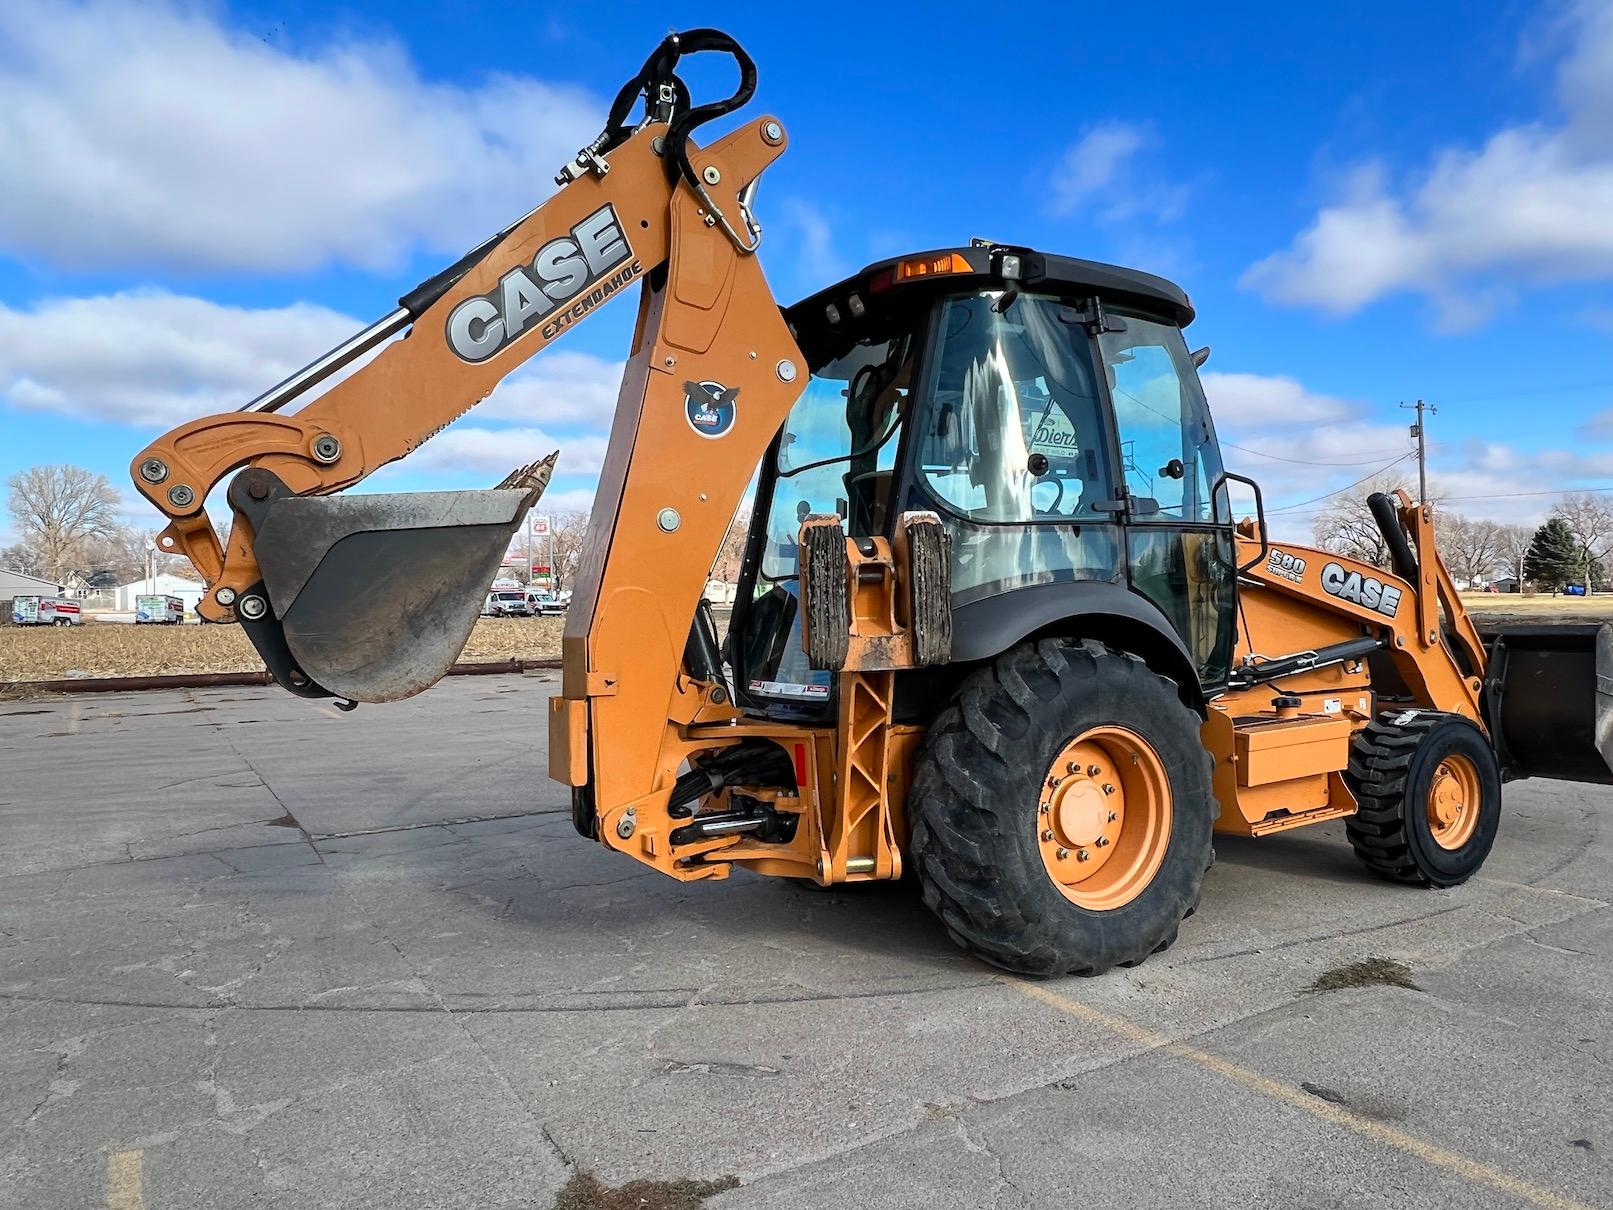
239,307,411,414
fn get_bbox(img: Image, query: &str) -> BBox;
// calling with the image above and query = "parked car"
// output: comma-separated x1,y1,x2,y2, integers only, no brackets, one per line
11,595,83,626
482,589,533,617
135,594,186,624
526,590,566,616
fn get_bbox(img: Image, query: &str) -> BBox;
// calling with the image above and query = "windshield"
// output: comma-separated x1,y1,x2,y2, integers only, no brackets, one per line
915,293,1112,522
741,334,912,701
495,592,524,601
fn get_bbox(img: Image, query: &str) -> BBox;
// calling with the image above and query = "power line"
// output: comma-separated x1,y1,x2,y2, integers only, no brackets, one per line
1222,439,1408,467
1264,452,1417,516
1432,484,1613,504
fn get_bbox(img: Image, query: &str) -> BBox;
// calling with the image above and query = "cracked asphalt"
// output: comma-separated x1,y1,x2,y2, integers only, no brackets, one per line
2,674,1611,1208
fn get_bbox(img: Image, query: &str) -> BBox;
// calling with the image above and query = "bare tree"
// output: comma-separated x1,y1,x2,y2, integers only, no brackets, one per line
6,465,122,581
0,540,45,577
1310,471,1416,568
549,510,591,596
1434,513,1505,589
711,501,752,582
1496,524,1532,586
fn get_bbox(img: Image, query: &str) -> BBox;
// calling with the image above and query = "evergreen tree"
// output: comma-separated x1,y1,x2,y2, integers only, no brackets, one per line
1524,517,1580,588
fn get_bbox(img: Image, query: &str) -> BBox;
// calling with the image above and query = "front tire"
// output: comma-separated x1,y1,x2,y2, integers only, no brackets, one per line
908,639,1215,977
1344,711,1501,886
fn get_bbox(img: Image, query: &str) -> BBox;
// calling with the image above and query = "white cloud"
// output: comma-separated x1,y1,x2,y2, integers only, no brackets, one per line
0,1,599,273
0,288,628,473
407,426,608,477
0,289,357,426
1046,121,1186,228
1048,122,1147,216
1200,371,1357,429
1244,1,1613,320
480,351,625,428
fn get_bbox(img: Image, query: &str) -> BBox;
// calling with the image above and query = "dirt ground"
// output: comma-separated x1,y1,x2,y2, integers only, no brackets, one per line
0,614,563,682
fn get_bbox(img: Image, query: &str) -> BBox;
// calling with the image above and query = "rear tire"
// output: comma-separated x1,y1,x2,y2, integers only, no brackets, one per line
1344,710,1501,887
908,639,1214,977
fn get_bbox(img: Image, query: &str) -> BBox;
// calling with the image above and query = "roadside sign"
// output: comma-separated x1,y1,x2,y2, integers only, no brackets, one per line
532,516,551,536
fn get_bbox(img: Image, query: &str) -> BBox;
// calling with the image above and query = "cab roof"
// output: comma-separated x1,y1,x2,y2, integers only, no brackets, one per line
784,244,1194,356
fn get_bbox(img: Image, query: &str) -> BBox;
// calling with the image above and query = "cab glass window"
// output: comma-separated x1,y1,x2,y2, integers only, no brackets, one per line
915,294,1114,523
1099,314,1223,522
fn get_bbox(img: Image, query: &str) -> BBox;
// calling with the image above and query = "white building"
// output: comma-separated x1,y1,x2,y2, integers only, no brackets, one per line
0,567,63,600
113,573,207,614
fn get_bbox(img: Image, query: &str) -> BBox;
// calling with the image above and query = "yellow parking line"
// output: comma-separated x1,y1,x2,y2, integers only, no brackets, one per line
1007,978,1591,1210
105,1149,144,1210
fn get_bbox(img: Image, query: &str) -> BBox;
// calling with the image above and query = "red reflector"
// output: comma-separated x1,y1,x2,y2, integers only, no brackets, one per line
792,742,809,787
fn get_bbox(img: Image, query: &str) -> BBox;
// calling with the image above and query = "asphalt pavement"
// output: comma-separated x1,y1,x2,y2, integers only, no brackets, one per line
1,675,1610,1209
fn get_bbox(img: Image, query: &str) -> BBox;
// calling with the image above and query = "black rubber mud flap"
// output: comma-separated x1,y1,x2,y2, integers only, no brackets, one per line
900,511,952,667
1480,622,1613,784
799,515,849,671
231,463,551,704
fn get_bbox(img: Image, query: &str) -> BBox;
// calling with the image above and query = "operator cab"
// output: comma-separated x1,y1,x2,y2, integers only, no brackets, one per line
731,243,1238,714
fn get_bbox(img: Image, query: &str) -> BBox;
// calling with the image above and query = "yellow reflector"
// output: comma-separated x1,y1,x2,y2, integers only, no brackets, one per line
894,252,972,281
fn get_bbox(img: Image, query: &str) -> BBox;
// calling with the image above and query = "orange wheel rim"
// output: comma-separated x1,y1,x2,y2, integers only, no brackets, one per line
1427,753,1482,850
1036,726,1171,911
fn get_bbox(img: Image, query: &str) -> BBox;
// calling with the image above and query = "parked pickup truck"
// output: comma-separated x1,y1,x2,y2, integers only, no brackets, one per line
525,591,566,617
136,594,186,624
481,589,533,618
12,595,83,626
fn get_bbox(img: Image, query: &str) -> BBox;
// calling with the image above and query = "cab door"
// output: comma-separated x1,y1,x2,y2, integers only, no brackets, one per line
1098,311,1237,686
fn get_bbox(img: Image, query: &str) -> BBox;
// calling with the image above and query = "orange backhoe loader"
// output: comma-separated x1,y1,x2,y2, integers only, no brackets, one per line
130,31,1613,975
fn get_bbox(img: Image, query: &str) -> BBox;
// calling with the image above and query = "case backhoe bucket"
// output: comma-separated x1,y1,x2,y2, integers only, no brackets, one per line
1481,622,1613,784
228,457,554,704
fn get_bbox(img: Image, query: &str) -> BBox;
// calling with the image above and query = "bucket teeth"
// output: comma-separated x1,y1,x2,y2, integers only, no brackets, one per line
494,450,560,500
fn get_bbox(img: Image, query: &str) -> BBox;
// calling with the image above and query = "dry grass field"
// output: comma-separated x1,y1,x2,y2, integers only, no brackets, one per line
0,615,563,683
1459,592,1613,623
0,595,1604,684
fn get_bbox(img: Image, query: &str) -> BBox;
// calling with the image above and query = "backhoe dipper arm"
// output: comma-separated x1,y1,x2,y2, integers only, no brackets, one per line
128,30,784,624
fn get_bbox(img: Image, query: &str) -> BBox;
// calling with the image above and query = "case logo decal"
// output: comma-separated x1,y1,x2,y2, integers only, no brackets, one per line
1321,561,1402,616
684,380,739,439
446,204,635,362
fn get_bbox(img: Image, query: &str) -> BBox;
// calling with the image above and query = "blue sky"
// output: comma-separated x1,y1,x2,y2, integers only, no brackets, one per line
3,0,1613,547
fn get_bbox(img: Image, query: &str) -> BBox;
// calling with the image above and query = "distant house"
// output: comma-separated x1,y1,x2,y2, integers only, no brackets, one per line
113,572,207,614
1485,577,1521,593
0,567,63,600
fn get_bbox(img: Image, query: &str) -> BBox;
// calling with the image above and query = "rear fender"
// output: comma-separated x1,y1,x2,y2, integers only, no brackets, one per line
950,581,1205,713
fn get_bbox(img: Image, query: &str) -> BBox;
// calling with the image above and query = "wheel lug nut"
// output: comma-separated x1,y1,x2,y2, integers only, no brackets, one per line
1107,811,1118,822
1087,764,1101,776
1102,783,1115,795
1056,847,1070,861
1047,776,1059,789
1041,829,1054,842
1039,803,1050,815
1076,849,1090,862
1096,836,1110,847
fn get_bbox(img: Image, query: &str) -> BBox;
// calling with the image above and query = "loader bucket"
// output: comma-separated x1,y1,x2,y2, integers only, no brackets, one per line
1481,622,1613,785
228,459,553,704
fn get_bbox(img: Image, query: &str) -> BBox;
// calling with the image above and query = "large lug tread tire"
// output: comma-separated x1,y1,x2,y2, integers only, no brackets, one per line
908,639,1215,978
1343,711,1502,887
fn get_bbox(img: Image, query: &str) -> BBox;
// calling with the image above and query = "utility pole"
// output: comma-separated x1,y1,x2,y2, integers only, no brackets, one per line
1401,398,1435,503
526,513,534,586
